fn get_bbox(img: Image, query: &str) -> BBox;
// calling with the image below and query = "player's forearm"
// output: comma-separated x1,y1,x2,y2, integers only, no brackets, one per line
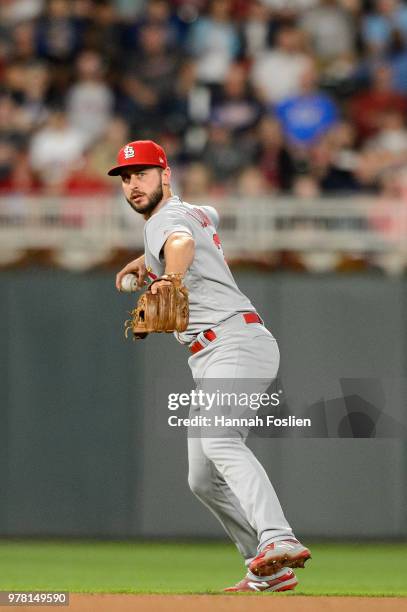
163,234,195,276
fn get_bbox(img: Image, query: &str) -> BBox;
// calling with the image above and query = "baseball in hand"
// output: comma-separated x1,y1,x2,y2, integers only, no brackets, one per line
120,273,138,292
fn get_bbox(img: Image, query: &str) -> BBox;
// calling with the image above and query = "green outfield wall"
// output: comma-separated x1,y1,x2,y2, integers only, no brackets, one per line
0,270,405,538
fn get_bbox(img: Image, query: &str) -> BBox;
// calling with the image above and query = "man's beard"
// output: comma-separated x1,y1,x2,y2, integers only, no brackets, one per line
126,184,164,215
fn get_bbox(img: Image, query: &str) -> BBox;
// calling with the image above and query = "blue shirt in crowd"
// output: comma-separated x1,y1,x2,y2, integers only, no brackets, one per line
275,93,338,146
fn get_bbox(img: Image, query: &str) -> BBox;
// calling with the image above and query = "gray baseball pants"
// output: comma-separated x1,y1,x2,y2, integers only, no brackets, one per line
187,313,295,565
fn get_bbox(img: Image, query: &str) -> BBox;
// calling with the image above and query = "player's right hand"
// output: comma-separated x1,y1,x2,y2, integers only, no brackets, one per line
116,255,147,291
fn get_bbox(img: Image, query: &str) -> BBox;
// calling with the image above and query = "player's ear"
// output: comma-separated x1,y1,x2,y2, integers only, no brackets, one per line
161,166,171,187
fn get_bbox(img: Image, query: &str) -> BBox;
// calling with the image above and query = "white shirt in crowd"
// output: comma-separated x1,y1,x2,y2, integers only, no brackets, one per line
66,82,114,145
251,50,311,104
29,125,87,183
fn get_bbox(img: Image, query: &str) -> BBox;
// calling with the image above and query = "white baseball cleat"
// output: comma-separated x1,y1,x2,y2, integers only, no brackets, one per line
249,539,311,576
224,568,298,592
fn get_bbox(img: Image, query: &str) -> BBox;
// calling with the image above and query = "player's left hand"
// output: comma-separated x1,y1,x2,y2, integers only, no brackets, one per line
124,274,189,339
150,279,173,294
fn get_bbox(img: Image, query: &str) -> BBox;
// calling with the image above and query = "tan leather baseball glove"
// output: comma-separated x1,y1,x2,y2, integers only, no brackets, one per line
124,274,189,340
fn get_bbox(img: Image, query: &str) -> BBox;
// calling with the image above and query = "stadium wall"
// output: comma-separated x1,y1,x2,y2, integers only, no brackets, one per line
0,270,405,539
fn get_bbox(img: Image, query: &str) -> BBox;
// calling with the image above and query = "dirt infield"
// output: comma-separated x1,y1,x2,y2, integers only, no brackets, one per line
17,594,407,611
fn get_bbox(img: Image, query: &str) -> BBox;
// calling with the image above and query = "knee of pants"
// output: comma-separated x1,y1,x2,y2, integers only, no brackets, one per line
201,436,243,464
188,467,214,501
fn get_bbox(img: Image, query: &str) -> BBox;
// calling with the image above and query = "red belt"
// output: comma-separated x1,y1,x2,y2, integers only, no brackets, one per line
189,312,263,354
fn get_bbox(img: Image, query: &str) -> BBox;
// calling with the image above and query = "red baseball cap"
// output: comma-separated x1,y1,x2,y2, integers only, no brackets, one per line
107,140,168,176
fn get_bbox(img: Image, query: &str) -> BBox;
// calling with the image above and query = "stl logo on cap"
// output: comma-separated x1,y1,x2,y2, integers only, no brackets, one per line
107,139,167,176
123,145,135,159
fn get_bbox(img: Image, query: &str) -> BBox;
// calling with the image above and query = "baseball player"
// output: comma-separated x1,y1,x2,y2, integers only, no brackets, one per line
110,140,311,593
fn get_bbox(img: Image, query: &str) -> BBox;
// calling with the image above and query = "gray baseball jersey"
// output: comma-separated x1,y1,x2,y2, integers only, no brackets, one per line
143,195,256,344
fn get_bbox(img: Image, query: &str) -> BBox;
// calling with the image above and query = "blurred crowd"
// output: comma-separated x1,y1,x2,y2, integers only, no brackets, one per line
1,0,407,201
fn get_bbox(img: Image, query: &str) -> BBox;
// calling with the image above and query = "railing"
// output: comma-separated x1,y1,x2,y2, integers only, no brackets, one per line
0,195,406,270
